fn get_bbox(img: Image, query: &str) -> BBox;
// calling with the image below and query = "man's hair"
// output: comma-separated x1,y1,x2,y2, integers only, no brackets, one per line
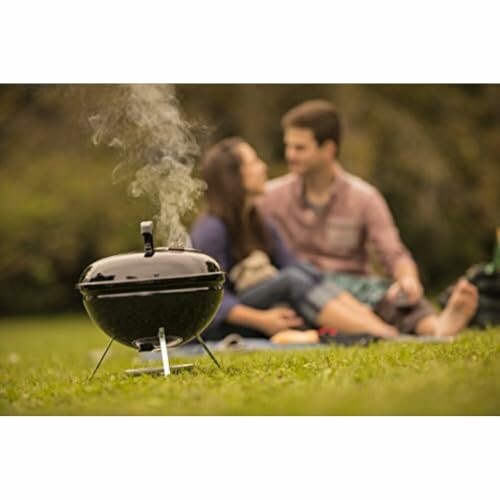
281,99,342,153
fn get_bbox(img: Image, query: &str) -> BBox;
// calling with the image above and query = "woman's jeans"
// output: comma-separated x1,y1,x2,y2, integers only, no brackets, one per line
202,262,343,341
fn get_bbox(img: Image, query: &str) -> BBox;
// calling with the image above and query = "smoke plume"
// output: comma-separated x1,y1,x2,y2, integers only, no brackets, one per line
85,84,205,246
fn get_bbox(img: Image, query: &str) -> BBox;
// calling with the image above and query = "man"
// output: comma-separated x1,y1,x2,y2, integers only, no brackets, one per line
259,99,478,337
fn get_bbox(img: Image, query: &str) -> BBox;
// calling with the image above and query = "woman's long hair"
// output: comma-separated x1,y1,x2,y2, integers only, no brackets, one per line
200,137,273,262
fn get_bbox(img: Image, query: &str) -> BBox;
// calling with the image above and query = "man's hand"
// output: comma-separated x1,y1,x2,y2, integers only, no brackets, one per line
386,276,423,306
391,258,424,306
258,307,305,336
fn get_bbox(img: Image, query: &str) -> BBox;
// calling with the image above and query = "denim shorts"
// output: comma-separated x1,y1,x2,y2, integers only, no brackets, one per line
239,262,343,326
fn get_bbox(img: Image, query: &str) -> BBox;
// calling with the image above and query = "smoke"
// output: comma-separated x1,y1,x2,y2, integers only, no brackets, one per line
85,84,205,246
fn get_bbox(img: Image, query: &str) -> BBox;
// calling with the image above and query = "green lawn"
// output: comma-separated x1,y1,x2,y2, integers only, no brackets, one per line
0,314,499,415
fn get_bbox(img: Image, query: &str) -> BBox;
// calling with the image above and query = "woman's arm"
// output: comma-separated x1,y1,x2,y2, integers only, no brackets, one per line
227,304,303,337
191,215,302,335
191,215,241,330
267,220,297,268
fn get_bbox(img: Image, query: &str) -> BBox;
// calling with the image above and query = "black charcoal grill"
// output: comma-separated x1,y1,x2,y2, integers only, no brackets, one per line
77,221,225,378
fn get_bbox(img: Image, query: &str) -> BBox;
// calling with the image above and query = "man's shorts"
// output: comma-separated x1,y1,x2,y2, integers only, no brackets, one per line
325,271,436,333
324,272,391,307
374,295,436,334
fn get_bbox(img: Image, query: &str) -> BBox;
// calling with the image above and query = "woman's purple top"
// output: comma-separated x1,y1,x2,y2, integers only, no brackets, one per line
190,214,296,330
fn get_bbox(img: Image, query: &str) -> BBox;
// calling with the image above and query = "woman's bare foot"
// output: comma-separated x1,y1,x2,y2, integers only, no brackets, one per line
271,329,319,345
434,278,478,337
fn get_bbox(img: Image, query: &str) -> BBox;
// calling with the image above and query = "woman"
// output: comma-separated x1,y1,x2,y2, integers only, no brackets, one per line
191,137,398,342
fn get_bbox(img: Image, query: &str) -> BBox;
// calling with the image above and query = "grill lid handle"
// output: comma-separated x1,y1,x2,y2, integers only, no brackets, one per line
140,220,155,257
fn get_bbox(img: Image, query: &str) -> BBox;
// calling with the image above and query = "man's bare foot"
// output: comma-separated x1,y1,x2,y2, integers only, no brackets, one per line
271,329,319,345
373,326,400,339
365,321,399,339
434,278,478,337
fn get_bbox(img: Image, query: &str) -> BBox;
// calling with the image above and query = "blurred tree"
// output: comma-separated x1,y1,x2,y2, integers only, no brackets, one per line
0,84,498,315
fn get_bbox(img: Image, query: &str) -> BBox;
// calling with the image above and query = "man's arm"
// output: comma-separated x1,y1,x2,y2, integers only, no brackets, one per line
391,256,424,305
364,188,424,304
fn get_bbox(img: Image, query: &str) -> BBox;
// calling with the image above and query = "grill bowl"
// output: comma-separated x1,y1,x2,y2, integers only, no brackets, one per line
77,247,224,350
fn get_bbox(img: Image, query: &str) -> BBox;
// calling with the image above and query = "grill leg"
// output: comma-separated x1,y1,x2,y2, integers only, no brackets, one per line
196,335,221,369
158,327,171,377
89,337,115,381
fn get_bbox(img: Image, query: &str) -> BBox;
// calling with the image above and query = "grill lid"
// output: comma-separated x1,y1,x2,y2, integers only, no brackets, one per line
76,221,223,292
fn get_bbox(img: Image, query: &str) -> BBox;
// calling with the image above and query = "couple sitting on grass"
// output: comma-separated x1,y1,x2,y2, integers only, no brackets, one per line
191,100,478,345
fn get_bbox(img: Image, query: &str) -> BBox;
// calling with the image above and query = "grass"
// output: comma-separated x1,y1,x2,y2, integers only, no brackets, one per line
0,314,499,415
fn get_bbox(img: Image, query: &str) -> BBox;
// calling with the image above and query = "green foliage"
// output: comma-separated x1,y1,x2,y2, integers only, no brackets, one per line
0,85,499,314
0,315,499,415
0,149,153,313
